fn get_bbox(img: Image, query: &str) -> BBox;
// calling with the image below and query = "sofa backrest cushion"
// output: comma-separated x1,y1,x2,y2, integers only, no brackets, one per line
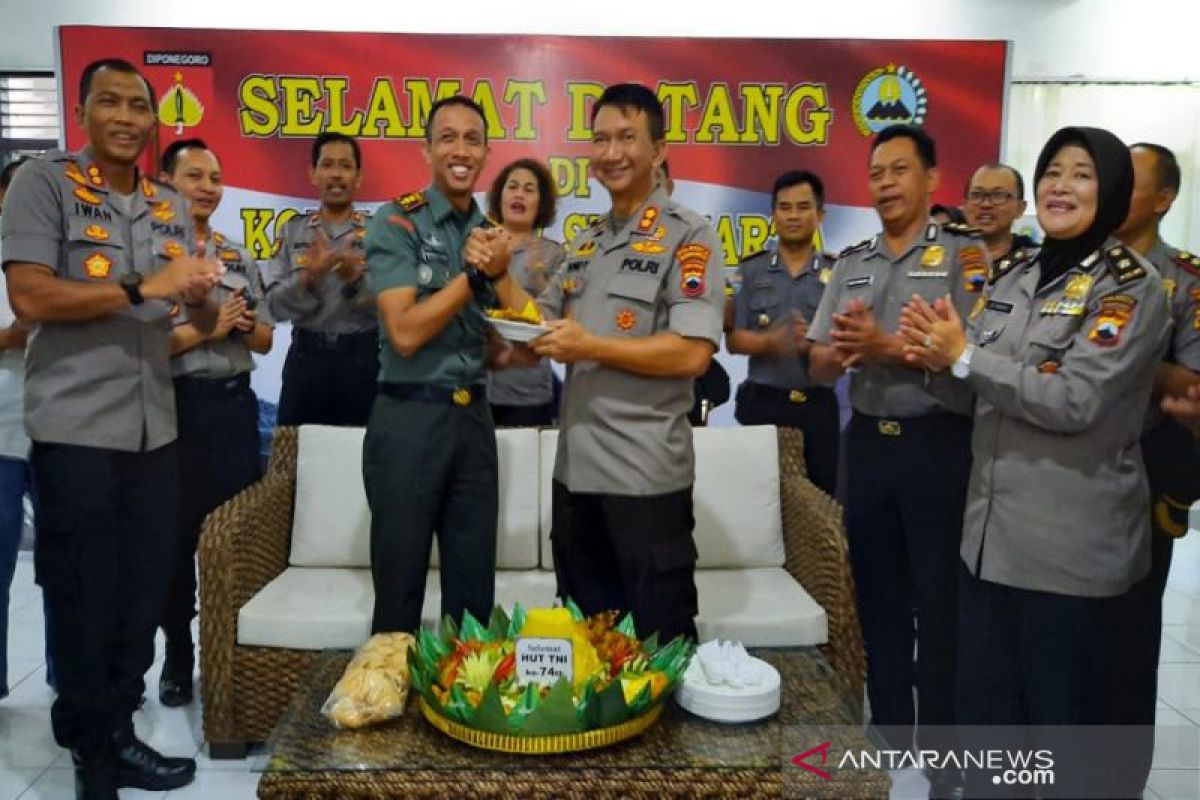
537,425,784,569
289,425,540,569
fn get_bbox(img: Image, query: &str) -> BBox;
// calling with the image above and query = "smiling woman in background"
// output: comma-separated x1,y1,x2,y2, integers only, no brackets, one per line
485,159,564,427
900,126,1170,797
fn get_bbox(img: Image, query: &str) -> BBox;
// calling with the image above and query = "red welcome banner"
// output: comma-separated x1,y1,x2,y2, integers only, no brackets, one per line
57,27,1008,265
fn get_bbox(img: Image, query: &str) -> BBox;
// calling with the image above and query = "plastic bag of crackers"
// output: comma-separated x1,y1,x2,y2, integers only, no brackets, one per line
321,632,416,729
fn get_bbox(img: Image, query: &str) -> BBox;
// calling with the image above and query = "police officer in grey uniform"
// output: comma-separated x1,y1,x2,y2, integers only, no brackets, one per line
730,170,838,496
363,96,521,634
265,132,376,426
901,126,1170,798
527,84,725,643
1,58,221,799
809,125,983,790
1112,142,1200,790
157,138,272,708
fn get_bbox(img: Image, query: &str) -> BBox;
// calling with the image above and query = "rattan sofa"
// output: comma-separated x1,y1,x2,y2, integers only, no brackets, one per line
197,424,864,757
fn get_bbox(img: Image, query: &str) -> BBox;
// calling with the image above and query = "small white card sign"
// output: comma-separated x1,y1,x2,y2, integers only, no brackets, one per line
516,637,573,686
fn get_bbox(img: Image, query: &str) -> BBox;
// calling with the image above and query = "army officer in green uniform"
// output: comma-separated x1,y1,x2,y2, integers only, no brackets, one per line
363,95,519,634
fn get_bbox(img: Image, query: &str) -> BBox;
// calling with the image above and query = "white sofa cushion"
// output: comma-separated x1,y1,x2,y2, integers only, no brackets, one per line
537,426,785,570
288,425,541,570
695,568,827,646
237,567,825,649
237,568,560,650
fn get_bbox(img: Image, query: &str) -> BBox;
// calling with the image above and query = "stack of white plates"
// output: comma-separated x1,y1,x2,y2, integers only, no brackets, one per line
674,655,781,723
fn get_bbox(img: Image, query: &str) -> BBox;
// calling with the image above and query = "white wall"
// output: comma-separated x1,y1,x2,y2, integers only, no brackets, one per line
1,0,1198,81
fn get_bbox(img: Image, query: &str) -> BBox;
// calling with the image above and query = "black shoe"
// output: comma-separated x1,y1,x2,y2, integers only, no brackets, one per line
71,750,118,800
159,673,194,707
109,727,196,791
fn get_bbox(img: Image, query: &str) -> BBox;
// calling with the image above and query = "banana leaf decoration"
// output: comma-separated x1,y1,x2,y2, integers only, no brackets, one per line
411,602,695,737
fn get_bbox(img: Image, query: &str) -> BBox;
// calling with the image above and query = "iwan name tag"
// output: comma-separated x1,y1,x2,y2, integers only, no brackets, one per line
516,637,573,686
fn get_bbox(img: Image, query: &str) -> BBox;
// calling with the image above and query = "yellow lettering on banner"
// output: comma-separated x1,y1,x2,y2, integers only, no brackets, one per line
739,215,771,255
657,83,699,144
240,208,275,260
562,213,602,243
504,80,548,141
470,80,507,140
322,77,364,135
238,75,280,137
406,79,464,138
694,84,741,144
548,156,592,199
273,208,299,243
784,84,833,145
565,82,604,142
279,76,323,136
741,84,786,145
715,215,738,265
362,78,405,138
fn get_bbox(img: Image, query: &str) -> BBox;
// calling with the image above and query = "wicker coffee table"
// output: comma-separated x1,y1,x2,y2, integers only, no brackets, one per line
256,648,890,799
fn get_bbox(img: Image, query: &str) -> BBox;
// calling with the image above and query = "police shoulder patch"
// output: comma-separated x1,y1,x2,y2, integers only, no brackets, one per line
988,247,1033,285
1173,250,1200,277
1104,244,1148,286
941,221,983,238
396,191,427,213
839,238,872,258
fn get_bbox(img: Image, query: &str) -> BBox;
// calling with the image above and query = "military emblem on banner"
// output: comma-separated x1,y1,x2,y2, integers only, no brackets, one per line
852,64,928,137
141,52,214,139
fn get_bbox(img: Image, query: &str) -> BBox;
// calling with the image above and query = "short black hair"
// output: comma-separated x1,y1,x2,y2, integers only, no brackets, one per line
591,83,665,142
1130,142,1181,194
79,58,154,109
161,138,214,175
488,158,557,230
871,124,936,169
0,157,27,191
424,95,488,143
964,162,1026,201
311,132,361,170
772,170,825,210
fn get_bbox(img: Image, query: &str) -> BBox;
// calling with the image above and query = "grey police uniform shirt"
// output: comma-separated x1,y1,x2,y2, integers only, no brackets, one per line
0,147,194,451
171,231,271,379
809,221,988,417
1146,240,1200,371
537,185,725,496
734,248,833,390
486,236,565,407
958,240,1170,597
263,210,376,333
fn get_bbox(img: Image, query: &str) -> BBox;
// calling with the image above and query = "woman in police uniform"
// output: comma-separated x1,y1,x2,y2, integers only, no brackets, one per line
485,159,563,426
900,127,1170,797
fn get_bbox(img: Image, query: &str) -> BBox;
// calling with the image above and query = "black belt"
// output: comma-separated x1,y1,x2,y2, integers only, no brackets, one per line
292,328,378,353
745,381,833,406
380,382,486,408
173,373,251,395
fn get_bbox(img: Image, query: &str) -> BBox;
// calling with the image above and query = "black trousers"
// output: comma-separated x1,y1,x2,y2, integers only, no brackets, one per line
363,392,498,634
490,402,554,428
844,412,971,751
551,480,699,642
734,381,840,497
160,374,262,672
32,440,179,752
957,567,1143,798
277,329,379,427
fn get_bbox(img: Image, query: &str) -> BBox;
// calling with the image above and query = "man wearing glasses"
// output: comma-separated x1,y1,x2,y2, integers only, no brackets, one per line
962,164,1034,262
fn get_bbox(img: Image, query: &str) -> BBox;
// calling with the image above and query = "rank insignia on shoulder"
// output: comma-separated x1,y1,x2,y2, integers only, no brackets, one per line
1174,250,1200,277
636,206,660,234
941,221,983,237
839,238,872,258
574,239,597,257
1105,245,1147,285
396,191,426,213
651,224,668,241
140,176,158,198
152,201,175,222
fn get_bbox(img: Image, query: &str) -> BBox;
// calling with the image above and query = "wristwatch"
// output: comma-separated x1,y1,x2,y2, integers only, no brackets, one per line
951,344,975,379
119,271,145,306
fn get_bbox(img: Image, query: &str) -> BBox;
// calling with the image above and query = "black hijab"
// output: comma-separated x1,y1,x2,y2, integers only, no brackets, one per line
1032,126,1133,288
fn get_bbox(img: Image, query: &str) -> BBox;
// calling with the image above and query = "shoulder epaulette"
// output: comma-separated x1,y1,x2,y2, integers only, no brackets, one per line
395,191,427,213
1173,249,1200,277
941,221,983,238
820,252,837,266
1104,244,1148,286
988,246,1034,285
739,248,768,263
838,238,872,258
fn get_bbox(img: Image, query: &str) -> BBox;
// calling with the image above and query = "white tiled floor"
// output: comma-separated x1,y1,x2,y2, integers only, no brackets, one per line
5,540,1200,799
